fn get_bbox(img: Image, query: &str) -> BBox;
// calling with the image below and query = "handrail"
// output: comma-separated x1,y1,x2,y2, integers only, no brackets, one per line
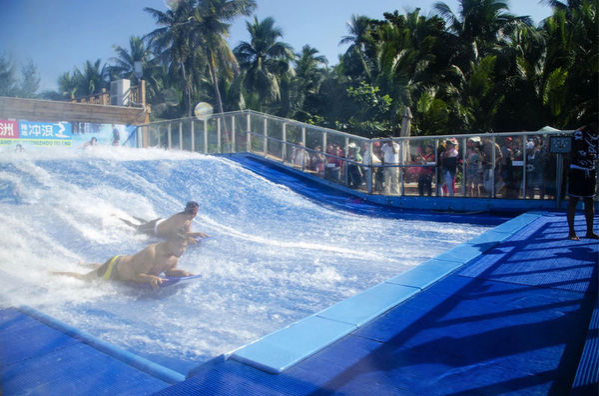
138,110,580,204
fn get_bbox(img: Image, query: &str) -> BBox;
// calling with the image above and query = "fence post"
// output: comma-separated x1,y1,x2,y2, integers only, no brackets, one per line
263,117,268,157
231,116,236,153
167,123,172,150
367,140,373,194
203,119,208,154
217,117,222,153
179,122,183,150
191,119,195,152
282,123,287,162
400,139,404,196
246,112,251,153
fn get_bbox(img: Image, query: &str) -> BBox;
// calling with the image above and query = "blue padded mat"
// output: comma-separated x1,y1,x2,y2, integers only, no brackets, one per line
158,212,596,395
459,215,599,293
0,308,170,395
571,302,599,395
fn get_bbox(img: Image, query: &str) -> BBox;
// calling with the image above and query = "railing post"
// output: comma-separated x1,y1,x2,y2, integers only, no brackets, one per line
556,154,564,209
461,137,467,197
137,126,142,148
301,126,307,171
246,112,251,153
167,123,172,150
217,117,222,153
367,140,373,194
203,119,208,154
523,134,528,199
191,119,195,152
263,117,268,157
231,116,236,153
400,139,405,196
282,123,287,162
344,136,349,186
491,136,496,198
179,122,183,150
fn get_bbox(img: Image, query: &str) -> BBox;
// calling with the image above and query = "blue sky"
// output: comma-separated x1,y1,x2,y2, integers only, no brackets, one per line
0,0,554,92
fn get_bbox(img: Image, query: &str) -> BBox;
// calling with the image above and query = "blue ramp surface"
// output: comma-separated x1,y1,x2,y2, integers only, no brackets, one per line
159,212,598,395
0,308,172,395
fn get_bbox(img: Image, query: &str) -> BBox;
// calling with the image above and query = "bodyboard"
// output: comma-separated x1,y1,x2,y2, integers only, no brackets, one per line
122,274,202,290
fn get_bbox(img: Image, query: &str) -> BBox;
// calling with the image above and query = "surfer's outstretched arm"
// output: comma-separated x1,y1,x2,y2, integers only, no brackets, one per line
187,231,209,239
164,268,193,278
132,216,149,223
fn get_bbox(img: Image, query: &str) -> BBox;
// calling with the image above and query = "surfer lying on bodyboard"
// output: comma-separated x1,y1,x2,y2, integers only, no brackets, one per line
51,233,192,289
119,201,209,243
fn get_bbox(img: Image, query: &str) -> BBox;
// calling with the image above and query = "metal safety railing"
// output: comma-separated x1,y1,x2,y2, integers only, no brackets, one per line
137,110,584,204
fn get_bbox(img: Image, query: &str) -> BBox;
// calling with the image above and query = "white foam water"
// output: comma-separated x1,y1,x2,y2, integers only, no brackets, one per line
0,146,493,373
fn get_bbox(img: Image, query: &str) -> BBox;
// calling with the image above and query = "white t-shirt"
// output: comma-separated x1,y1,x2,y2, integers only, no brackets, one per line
382,143,400,164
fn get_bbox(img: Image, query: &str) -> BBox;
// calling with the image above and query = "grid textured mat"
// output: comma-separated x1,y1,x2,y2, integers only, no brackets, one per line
159,212,597,395
458,214,598,293
0,308,170,395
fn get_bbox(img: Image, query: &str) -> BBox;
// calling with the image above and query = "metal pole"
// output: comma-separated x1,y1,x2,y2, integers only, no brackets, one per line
246,112,251,153
167,123,172,150
302,126,307,171
217,117,222,153
344,136,349,186
203,119,208,154
461,137,466,197
231,116,236,153
523,135,528,199
556,154,563,209
190,119,195,152
282,123,287,162
263,118,268,157
178,122,183,150
400,139,404,196
367,140,373,194
491,136,496,198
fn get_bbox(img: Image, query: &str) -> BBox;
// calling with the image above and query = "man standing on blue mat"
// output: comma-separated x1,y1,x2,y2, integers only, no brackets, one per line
51,233,193,289
566,121,599,241
119,201,209,243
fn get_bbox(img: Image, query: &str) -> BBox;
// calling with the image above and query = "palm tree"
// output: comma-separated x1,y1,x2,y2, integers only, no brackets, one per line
541,0,598,125
145,1,197,116
191,0,257,115
291,45,328,115
369,9,451,133
109,35,152,85
234,16,295,112
73,59,108,96
434,0,531,67
339,15,376,79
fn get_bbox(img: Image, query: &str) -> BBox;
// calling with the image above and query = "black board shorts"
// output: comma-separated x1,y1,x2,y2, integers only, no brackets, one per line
567,168,597,198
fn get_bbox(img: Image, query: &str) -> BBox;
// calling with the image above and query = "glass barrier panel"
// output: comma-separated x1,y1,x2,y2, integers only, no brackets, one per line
479,136,501,198
304,126,325,178
170,121,182,150
324,134,346,185
463,136,485,198
410,139,437,197
493,135,521,199
541,135,558,200
232,113,247,153
344,138,368,190
218,115,235,153
204,118,219,154
284,123,302,165
145,124,159,148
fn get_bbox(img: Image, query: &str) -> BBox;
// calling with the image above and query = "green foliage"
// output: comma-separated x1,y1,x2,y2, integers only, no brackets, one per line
0,54,40,98
15,0,596,136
